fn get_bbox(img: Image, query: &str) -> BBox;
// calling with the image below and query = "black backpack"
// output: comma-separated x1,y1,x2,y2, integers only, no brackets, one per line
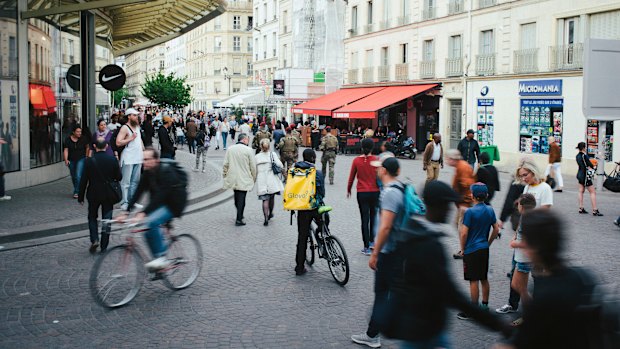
110,125,132,157
160,159,188,214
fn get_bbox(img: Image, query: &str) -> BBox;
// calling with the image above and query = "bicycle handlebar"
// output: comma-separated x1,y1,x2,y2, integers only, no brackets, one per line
100,219,142,228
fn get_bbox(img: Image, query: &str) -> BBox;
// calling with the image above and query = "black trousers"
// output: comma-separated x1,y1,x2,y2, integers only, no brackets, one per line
357,192,380,249
233,190,247,222
88,198,113,249
295,209,318,272
367,253,400,338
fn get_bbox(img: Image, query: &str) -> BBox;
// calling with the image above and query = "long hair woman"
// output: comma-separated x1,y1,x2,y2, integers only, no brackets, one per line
255,138,284,226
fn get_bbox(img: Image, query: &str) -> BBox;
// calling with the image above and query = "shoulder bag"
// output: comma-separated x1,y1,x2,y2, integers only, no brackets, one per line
91,156,122,204
270,151,283,176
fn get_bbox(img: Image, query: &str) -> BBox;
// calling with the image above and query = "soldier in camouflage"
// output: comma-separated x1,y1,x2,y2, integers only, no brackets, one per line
319,126,339,185
290,123,302,160
252,122,272,154
277,127,299,174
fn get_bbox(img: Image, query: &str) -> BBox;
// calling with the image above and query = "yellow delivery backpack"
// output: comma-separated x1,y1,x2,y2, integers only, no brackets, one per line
283,166,318,211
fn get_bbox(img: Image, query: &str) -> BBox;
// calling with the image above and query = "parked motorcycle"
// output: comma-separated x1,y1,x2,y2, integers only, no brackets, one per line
389,136,417,159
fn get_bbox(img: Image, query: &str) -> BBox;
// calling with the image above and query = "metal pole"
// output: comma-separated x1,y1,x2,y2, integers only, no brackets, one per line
596,120,607,191
80,11,96,130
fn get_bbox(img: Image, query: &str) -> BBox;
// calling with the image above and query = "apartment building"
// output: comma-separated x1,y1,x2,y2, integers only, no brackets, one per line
344,0,620,172
186,0,253,111
165,36,187,78
253,0,279,85
125,50,147,101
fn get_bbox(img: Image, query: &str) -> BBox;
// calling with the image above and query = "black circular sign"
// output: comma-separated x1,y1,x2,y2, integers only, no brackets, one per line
66,64,81,91
98,64,126,91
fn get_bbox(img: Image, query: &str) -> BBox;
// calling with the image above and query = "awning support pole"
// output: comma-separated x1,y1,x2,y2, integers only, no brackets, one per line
81,11,96,131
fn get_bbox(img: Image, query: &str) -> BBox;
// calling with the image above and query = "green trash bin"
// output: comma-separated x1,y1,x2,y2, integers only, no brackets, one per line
480,145,500,165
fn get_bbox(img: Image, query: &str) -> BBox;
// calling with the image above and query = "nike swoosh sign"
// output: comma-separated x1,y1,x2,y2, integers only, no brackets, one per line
70,74,80,80
101,74,122,82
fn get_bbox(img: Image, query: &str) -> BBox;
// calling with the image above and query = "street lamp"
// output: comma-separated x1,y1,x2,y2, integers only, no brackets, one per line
222,66,232,96
193,50,205,55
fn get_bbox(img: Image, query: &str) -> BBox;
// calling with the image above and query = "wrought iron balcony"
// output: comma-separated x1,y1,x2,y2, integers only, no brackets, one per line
378,65,390,82
422,7,436,21
362,67,374,83
448,0,464,14
420,60,435,79
476,53,495,76
445,57,463,77
348,69,359,84
513,48,539,74
549,43,583,71
395,63,409,81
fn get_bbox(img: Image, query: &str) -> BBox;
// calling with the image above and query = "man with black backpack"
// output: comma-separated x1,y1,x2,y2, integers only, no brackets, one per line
117,147,188,271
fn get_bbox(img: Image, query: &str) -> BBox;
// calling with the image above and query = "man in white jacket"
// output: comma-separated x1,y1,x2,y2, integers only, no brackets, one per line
223,133,257,226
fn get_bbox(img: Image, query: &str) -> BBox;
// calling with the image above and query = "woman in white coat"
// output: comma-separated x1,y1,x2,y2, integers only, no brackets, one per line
255,138,284,226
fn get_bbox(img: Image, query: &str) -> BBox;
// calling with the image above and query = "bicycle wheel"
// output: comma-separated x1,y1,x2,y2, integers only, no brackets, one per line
325,236,350,286
306,229,315,266
90,245,145,308
162,234,203,290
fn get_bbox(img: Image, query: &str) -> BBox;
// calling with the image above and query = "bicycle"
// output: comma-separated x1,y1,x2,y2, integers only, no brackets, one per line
305,206,350,286
89,219,203,308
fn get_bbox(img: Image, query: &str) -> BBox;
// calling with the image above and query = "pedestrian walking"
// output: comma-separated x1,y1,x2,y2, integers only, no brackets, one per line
576,142,603,216
278,127,299,175
456,183,500,320
0,137,10,201
186,117,198,154
422,133,443,182
457,129,480,169
223,133,256,226
63,125,90,199
544,136,563,192
229,117,237,142
221,118,230,150
255,139,284,226
158,116,176,159
116,108,144,210
377,181,510,348
107,114,120,132
498,174,525,231
239,119,251,139
193,127,210,173
92,119,115,157
477,152,500,203
273,121,285,146
319,127,339,185
445,149,476,259
214,117,222,150
175,125,185,149
351,156,404,348
495,194,536,325
78,137,122,254
492,210,600,349
292,149,325,276
517,158,553,209
347,138,380,255
142,114,155,147
252,122,272,154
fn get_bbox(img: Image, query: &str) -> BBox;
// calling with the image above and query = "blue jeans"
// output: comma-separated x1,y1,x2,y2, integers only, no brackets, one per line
221,132,228,149
401,331,450,349
121,163,141,205
144,205,173,258
69,158,85,195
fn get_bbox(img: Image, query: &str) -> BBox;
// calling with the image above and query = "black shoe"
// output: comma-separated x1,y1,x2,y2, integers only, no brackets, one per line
89,242,99,254
295,268,307,276
235,220,246,226
554,189,563,192
268,213,274,220
593,210,603,217
457,312,471,320
453,251,464,259
263,220,268,226
100,248,107,254
614,219,620,227
579,207,588,214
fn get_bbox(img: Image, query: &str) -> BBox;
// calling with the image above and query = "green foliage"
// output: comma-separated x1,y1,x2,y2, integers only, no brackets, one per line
140,72,192,109
113,87,128,107
231,105,244,122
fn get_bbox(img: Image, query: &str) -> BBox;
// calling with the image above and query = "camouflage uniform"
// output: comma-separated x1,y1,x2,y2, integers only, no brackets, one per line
278,134,299,174
291,129,302,159
319,133,339,184
252,129,272,154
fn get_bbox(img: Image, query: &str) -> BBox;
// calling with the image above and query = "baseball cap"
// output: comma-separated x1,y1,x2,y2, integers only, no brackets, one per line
466,129,475,135
162,116,172,124
370,152,394,167
423,181,461,205
371,156,400,176
125,108,140,116
471,182,489,198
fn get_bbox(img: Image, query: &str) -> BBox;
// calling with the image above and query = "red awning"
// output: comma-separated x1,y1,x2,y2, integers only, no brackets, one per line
43,87,57,110
29,85,47,111
333,84,439,119
291,87,385,116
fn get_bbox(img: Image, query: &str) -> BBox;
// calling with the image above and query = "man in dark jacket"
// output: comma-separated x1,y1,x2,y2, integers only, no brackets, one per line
476,152,500,203
158,116,176,159
185,117,198,154
119,147,188,271
377,181,510,346
78,137,122,253
457,129,480,168
293,149,325,276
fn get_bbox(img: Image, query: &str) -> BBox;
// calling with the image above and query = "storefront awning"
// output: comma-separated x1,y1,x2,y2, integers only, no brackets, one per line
291,87,385,116
218,89,266,108
333,84,440,119
43,88,57,111
29,84,58,113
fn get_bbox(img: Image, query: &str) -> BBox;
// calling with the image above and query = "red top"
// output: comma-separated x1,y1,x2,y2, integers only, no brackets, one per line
347,155,380,194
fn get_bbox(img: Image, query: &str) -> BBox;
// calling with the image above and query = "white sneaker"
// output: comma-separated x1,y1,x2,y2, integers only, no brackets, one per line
351,333,381,348
192,168,199,172
202,169,206,173
0,195,11,201
133,203,144,209
144,257,171,272
496,304,517,314
120,203,128,211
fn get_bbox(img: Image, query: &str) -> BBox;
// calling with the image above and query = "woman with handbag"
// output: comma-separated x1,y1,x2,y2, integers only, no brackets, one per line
255,138,284,226
576,142,603,216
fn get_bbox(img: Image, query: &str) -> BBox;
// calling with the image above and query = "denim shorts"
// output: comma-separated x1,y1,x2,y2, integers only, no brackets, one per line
513,259,532,274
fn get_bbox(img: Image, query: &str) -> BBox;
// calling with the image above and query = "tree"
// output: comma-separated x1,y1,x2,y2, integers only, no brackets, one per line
140,72,192,109
231,105,244,122
112,87,128,107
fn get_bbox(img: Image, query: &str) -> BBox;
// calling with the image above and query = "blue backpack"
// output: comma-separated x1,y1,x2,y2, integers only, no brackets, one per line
390,182,426,227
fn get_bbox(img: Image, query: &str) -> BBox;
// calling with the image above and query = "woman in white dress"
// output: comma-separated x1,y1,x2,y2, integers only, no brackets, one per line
255,138,284,226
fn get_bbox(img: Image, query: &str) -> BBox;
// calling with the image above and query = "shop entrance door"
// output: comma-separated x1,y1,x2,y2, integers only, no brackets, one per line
450,100,462,149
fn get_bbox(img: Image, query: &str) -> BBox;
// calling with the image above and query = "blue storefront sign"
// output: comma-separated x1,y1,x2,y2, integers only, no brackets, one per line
478,98,494,106
518,79,563,96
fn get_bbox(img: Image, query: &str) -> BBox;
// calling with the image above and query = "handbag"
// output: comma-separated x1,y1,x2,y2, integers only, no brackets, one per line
581,154,595,186
545,165,557,189
603,168,620,193
270,151,282,176
92,157,122,204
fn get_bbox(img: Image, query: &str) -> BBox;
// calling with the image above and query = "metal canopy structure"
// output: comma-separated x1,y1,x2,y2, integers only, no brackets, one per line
11,0,226,55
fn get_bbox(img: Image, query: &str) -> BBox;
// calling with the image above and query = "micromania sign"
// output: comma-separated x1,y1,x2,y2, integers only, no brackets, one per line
518,79,562,96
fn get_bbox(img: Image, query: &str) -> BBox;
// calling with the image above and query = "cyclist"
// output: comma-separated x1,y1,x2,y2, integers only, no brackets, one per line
117,147,188,271
293,149,325,276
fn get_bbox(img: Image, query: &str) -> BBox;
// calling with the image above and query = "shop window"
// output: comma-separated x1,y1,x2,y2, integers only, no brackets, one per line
519,99,563,154
586,120,614,161
1,4,20,172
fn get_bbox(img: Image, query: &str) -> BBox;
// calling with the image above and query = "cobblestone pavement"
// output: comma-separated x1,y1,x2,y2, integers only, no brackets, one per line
0,145,220,235
0,149,619,348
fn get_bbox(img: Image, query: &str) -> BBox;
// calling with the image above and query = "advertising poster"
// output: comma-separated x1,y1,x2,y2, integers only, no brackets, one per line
519,99,563,154
477,99,494,146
